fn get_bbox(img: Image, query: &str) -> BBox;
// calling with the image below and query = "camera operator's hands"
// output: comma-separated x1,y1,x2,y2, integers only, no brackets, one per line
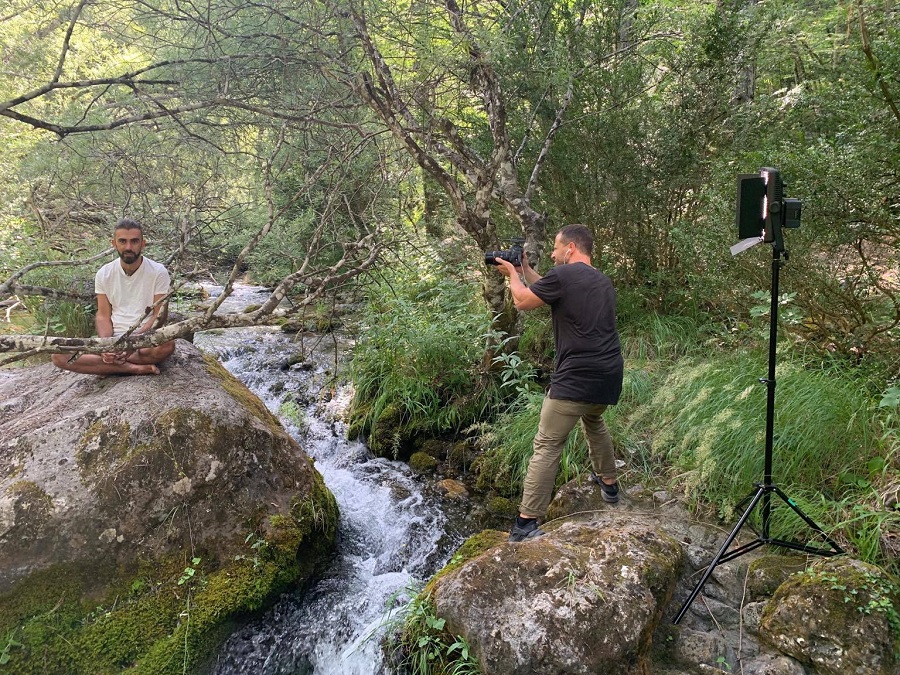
520,252,533,271
493,257,517,277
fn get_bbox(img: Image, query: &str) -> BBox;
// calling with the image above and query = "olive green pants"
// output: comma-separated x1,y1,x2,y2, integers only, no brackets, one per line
519,397,617,518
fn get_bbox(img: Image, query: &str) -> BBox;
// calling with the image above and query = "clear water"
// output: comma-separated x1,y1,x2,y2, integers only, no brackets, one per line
194,286,459,674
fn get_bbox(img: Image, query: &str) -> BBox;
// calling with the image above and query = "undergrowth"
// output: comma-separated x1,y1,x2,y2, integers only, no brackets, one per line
385,590,480,675
347,256,506,440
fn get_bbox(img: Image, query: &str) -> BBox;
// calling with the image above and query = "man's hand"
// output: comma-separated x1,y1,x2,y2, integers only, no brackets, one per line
493,257,518,277
101,350,130,364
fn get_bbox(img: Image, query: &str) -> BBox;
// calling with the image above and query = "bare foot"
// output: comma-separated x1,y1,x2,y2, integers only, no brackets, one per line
123,363,160,375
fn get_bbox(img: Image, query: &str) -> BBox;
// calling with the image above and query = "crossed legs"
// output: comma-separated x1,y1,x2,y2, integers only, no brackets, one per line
51,341,175,376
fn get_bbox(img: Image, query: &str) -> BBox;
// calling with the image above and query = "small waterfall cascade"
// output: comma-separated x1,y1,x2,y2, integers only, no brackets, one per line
194,285,459,674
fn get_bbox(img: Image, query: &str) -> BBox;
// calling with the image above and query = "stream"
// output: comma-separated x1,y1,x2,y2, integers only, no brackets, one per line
192,286,463,674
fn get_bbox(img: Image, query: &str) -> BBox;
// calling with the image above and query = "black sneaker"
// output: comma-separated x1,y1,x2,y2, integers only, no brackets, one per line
508,519,545,542
591,471,620,503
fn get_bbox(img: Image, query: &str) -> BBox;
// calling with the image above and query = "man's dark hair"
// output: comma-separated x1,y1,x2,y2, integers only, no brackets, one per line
558,224,593,255
114,217,143,235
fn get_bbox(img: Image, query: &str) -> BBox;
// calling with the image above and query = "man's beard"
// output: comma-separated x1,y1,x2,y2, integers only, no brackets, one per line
119,251,139,263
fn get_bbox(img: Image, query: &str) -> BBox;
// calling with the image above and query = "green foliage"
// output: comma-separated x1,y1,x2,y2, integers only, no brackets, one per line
389,593,481,675
277,399,307,429
632,350,879,508
618,312,708,363
177,558,202,587
347,252,504,440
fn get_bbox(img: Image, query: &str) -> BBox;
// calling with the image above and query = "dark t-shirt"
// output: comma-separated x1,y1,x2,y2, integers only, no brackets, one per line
529,262,624,404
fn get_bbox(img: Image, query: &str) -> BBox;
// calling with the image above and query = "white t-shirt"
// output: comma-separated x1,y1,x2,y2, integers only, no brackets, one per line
95,257,171,335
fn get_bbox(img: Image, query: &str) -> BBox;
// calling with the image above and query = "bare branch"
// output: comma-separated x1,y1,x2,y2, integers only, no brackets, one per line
0,248,113,297
53,0,89,84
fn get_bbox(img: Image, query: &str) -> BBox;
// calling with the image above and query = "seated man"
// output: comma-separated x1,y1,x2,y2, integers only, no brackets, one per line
52,218,176,376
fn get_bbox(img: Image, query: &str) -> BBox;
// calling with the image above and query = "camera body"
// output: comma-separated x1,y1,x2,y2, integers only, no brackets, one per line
484,237,525,267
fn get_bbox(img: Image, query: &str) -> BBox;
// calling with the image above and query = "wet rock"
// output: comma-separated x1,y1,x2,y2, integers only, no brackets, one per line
436,479,469,500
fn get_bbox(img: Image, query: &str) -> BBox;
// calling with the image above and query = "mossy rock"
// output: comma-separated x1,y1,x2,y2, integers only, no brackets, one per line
419,438,447,459
746,554,810,600
485,495,518,518
409,451,438,474
0,341,340,674
447,441,474,471
368,404,416,460
759,557,900,675
424,530,508,596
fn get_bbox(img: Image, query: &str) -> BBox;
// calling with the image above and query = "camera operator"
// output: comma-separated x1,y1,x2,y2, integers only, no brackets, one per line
493,224,624,542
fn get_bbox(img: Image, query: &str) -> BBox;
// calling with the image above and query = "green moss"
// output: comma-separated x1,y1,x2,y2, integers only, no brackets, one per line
202,354,283,434
486,495,518,517
409,451,438,474
0,470,340,675
423,530,507,596
4,480,54,539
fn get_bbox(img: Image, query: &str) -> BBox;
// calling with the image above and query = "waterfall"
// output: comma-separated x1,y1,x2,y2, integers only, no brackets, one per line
195,286,460,674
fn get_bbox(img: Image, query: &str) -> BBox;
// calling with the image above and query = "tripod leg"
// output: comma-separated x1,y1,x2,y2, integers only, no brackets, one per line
673,486,766,624
768,485,844,554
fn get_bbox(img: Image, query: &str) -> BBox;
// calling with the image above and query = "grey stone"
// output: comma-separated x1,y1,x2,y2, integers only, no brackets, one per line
433,519,683,675
672,628,731,669
739,653,808,675
758,557,899,675
742,600,768,631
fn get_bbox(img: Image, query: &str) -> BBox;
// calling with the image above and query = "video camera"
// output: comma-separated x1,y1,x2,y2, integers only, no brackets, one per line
484,237,525,267
736,168,802,252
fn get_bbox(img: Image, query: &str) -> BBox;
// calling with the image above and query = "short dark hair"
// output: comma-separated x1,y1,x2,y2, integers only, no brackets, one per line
114,217,143,235
558,224,593,255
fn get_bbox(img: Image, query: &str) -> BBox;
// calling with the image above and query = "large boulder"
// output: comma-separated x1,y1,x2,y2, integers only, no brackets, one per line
431,518,684,675
0,341,338,674
758,556,899,675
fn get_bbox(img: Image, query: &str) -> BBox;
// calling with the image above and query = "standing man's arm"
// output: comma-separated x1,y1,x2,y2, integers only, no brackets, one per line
520,254,542,285
494,257,545,311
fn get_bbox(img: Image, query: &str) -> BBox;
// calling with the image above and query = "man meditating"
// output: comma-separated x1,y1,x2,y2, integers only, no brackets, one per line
52,218,175,376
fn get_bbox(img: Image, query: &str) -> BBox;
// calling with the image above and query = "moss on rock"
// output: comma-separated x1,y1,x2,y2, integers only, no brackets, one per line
0,343,340,673
0,472,339,675
368,404,405,459
746,554,809,600
759,557,900,675
202,354,283,434
485,495,518,518
4,480,54,540
409,451,438,474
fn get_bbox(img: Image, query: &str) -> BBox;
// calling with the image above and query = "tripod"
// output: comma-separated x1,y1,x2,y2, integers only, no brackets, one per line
673,243,844,625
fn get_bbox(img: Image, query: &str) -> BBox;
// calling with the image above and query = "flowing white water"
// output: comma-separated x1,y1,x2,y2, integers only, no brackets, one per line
194,286,459,674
